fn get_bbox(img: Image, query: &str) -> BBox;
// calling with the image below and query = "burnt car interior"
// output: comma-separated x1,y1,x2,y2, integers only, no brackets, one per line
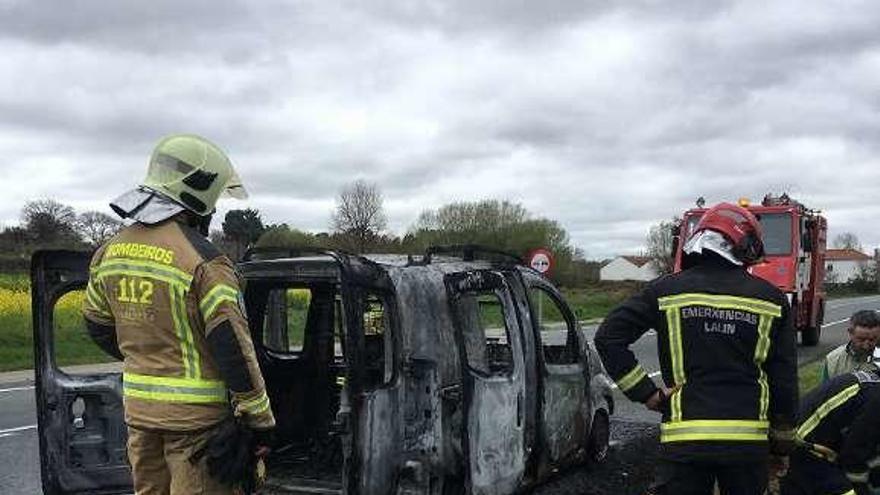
245,274,393,492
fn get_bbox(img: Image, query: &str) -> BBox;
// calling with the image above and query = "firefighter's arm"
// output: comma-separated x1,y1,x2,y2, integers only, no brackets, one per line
765,299,798,455
81,247,123,361
195,256,275,430
838,392,880,495
594,285,659,403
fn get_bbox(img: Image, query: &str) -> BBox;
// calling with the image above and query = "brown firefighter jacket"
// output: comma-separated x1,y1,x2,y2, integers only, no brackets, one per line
82,219,275,432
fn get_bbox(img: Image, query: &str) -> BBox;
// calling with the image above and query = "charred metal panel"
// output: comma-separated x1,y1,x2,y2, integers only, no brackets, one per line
540,367,587,462
32,250,131,495
465,380,526,495
351,387,401,495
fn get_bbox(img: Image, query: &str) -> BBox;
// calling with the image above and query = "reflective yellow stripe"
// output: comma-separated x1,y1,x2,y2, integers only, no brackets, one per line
658,293,782,317
169,286,200,379
755,314,773,420
123,373,226,404
661,419,769,443
96,259,192,289
797,384,861,439
237,391,271,416
616,365,648,392
199,284,239,321
664,306,685,421
85,278,113,318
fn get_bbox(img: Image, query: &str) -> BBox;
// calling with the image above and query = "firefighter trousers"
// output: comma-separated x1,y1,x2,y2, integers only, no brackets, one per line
780,450,854,495
651,458,769,495
127,425,234,495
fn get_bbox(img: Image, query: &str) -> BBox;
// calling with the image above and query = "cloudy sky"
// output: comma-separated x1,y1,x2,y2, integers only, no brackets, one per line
2,1,879,258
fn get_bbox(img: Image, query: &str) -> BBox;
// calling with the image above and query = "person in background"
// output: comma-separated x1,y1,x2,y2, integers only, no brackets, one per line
821,310,880,382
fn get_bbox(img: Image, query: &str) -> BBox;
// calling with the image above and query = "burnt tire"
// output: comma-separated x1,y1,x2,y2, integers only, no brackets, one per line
587,410,610,463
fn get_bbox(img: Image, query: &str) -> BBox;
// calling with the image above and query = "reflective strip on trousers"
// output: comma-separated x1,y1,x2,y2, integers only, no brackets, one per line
797,383,861,439
661,419,769,443
123,373,226,403
616,365,648,392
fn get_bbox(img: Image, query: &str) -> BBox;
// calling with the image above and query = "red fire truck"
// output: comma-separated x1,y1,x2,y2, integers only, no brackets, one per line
673,194,828,345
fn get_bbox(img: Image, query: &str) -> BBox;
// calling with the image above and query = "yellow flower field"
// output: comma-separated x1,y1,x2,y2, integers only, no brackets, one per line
0,280,111,371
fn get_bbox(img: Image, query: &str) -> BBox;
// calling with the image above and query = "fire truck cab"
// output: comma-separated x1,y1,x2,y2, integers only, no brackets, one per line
674,194,828,346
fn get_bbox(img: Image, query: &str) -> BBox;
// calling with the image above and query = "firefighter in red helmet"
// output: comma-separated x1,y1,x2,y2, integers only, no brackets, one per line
595,202,798,495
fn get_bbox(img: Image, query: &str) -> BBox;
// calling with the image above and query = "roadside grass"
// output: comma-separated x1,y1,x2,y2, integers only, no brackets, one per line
561,284,639,322
798,360,824,397
0,273,113,372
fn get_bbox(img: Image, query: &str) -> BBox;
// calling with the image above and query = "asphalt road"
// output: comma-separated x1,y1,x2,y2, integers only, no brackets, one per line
2,294,880,493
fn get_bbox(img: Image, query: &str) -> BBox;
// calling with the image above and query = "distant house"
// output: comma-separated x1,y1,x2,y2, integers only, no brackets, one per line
825,248,872,283
600,255,659,282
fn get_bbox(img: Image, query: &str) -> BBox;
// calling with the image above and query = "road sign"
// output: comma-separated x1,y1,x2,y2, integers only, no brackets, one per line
527,248,553,275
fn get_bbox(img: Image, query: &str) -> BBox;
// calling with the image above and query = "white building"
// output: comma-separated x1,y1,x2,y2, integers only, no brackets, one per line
825,248,872,283
600,256,659,282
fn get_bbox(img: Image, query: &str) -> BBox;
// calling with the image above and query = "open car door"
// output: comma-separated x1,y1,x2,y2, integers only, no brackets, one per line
32,250,131,495
445,270,527,495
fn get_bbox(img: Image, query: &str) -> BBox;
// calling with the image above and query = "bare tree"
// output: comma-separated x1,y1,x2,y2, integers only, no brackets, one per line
331,180,387,253
832,232,862,251
21,199,79,244
646,217,680,276
76,211,122,246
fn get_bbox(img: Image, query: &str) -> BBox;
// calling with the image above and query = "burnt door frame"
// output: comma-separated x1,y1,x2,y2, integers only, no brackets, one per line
32,250,131,495
519,270,589,470
445,269,527,495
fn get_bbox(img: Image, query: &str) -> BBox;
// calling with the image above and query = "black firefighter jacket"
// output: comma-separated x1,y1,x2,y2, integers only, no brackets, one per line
594,255,798,462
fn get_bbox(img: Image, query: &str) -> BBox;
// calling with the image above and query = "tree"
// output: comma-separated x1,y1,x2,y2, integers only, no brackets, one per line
21,199,80,245
408,199,586,285
255,224,317,248
76,211,122,246
646,217,680,276
832,232,862,252
222,208,266,260
331,180,387,253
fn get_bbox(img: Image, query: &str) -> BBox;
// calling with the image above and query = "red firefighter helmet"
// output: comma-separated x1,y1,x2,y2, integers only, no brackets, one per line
691,202,765,265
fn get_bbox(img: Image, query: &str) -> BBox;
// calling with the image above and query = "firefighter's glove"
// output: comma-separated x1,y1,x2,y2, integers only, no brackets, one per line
769,427,796,456
191,418,271,494
645,386,678,413
766,455,789,494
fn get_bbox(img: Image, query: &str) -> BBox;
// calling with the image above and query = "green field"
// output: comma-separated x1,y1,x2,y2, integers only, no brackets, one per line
0,275,113,371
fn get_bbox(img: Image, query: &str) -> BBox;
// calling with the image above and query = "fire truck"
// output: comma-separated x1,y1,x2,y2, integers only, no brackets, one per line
673,194,828,345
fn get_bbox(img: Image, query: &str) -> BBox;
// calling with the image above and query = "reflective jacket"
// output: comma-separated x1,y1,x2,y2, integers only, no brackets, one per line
595,255,798,461
798,370,880,493
82,220,275,432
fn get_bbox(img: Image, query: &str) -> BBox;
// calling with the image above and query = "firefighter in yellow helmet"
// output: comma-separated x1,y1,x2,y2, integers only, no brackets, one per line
82,134,275,495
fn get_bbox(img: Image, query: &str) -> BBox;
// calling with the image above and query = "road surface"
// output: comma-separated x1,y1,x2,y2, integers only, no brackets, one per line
2,295,879,493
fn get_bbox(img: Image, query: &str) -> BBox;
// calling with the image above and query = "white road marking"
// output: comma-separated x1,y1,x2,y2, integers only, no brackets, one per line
822,317,850,328
0,425,36,439
0,386,35,394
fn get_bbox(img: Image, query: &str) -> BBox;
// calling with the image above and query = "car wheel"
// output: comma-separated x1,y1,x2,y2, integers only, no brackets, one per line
587,410,610,463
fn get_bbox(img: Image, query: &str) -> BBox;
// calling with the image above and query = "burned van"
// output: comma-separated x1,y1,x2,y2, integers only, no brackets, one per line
32,247,613,495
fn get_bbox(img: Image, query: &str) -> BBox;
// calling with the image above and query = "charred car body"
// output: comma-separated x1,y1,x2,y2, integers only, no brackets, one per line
32,246,613,495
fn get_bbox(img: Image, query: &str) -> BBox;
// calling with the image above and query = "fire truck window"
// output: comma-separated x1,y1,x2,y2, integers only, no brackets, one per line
529,288,579,365
759,213,793,256
362,294,394,388
456,292,514,376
